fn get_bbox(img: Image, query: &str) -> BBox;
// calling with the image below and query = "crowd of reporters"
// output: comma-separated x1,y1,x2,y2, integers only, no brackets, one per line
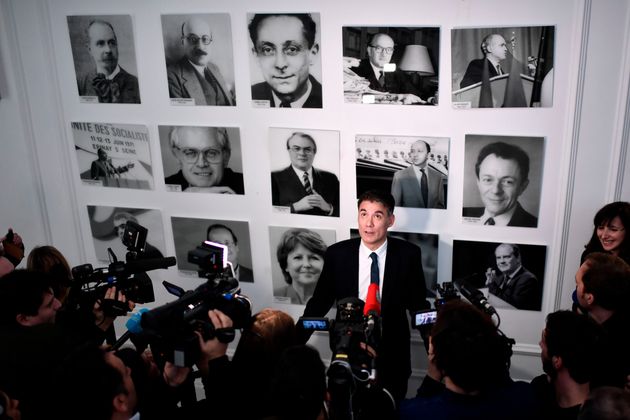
0,203,629,420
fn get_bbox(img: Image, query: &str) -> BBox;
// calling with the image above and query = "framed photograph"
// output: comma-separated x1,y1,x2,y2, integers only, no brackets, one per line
67,15,140,104
269,225,336,305
73,121,153,189
159,125,244,194
356,134,449,209
451,26,555,108
247,13,322,108
462,134,544,228
85,205,165,264
269,127,340,217
162,13,236,106
171,216,253,283
343,26,439,105
452,239,547,311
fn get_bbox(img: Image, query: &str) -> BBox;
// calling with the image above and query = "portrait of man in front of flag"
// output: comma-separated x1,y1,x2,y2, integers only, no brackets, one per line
451,26,554,108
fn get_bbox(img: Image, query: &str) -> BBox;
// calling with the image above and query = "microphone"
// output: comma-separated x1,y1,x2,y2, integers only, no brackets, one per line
363,283,381,316
459,282,496,316
111,308,149,350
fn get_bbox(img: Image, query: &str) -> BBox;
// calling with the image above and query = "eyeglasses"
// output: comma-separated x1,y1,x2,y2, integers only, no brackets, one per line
369,45,394,54
288,146,315,154
184,34,212,45
174,146,223,163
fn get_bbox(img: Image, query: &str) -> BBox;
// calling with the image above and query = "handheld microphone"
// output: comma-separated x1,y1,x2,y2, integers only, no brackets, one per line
111,308,149,350
363,283,381,316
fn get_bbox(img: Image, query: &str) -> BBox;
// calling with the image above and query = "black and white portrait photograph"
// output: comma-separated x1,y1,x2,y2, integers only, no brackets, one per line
269,127,340,217
86,205,165,264
463,135,544,228
351,229,437,295
247,13,322,108
67,15,140,104
270,225,336,305
159,125,244,194
451,26,554,108
343,26,439,105
356,134,449,209
73,122,153,189
171,216,253,283
452,239,547,311
162,13,236,106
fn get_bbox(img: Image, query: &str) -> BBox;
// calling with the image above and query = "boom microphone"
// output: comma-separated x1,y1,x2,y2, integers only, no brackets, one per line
459,281,496,316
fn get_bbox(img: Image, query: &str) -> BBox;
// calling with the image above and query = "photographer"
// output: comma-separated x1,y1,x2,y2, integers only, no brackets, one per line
400,300,540,419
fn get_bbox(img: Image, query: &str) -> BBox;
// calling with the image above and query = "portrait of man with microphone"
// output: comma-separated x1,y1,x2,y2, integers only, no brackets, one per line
300,189,429,401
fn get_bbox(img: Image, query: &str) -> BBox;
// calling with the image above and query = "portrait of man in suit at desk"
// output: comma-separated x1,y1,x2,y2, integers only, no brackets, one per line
451,26,555,108
452,239,546,312
463,135,544,228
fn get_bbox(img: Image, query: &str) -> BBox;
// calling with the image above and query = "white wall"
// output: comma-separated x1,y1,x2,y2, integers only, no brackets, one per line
2,0,630,395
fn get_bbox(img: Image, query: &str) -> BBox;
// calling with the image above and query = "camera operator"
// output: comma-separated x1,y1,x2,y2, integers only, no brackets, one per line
400,300,540,420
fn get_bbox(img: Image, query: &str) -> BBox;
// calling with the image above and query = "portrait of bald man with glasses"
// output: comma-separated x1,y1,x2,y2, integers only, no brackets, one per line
162,126,244,194
271,131,339,217
163,14,235,106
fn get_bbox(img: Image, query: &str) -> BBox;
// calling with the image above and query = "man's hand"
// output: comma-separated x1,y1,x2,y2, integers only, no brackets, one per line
185,186,236,194
292,192,332,213
485,267,499,287
398,93,426,105
196,309,234,375
93,286,135,331
163,362,191,387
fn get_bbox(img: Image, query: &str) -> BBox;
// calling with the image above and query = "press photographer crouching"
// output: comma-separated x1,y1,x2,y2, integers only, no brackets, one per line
400,299,541,420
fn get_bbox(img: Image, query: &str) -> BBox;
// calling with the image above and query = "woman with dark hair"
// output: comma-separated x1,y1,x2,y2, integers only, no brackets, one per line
27,245,72,303
276,228,327,305
582,202,630,264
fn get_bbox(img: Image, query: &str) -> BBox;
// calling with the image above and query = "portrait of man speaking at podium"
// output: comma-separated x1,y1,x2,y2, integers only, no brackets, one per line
452,239,546,312
451,25,554,108
343,26,439,105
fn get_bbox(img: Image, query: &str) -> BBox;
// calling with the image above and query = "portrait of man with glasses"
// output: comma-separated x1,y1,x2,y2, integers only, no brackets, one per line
248,13,322,108
270,129,339,217
161,125,244,194
163,14,235,106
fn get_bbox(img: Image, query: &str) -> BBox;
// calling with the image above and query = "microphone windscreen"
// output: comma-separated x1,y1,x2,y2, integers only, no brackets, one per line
363,283,381,316
126,308,149,334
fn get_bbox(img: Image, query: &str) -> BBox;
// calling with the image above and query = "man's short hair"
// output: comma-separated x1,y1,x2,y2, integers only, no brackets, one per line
169,126,231,155
431,300,511,393
53,344,125,420
544,310,601,384
357,190,396,215
578,386,630,420
248,14,317,49
480,33,497,55
286,132,317,153
414,140,431,154
496,243,521,259
474,142,530,181
206,223,238,244
0,269,52,325
277,228,327,285
85,20,116,42
581,252,630,311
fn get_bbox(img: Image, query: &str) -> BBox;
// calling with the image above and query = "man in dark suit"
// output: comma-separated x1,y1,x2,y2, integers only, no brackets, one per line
77,20,140,103
248,14,322,108
207,224,253,283
301,190,429,400
460,33,508,89
485,244,540,310
391,140,446,208
463,141,538,227
167,17,235,106
271,132,339,217
350,33,426,105
90,148,133,180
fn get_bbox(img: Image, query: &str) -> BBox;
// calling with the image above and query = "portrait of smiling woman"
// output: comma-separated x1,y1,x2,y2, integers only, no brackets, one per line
274,228,328,305
582,202,630,264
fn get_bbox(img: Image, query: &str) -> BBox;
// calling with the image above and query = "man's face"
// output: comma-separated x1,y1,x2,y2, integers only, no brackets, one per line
21,289,61,326
105,352,137,416
207,227,239,266
575,262,591,309
367,34,395,69
486,35,507,62
358,200,395,251
253,15,318,98
182,18,212,66
87,22,118,74
538,328,557,379
287,134,316,171
410,141,429,167
174,128,226,188
476,154,528,217
98,149,108,161
495,244,519,275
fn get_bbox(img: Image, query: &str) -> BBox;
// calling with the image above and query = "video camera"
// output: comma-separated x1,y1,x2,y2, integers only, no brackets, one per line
69,221,176,316
129,240,252,367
